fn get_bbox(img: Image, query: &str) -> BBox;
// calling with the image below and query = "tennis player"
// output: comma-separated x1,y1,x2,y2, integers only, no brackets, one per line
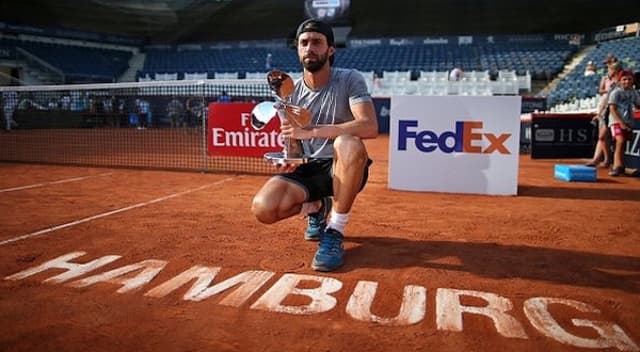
251,18,378,271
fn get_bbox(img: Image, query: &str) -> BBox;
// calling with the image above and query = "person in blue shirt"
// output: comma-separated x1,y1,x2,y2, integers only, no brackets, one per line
217,91,231,103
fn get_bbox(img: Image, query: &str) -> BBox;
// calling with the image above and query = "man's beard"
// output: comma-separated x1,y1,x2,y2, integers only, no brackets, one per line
301,50,329,72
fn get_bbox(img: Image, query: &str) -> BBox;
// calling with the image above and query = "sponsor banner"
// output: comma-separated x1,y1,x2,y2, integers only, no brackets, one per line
207,102,282,157
594,22,639,42
520,96,547,113
347,34,572,48
374,96,536,136
389,96,521,195
530,113,595,159
372,97,390,133
623,116,640,170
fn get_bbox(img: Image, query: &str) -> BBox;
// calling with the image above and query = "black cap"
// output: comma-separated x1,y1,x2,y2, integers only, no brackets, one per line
295,18,335,47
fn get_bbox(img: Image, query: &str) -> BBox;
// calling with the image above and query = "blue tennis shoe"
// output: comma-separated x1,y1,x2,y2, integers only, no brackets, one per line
311,228,344,272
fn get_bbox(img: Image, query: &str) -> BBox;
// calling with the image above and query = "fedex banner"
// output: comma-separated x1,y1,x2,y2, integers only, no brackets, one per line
207,102,282,157
389,96,521,195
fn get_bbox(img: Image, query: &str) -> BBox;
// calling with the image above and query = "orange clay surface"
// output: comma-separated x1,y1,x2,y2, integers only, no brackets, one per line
0,135,638,352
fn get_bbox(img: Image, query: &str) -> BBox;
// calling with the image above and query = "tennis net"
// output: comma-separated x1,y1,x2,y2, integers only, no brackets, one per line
0,79,277,174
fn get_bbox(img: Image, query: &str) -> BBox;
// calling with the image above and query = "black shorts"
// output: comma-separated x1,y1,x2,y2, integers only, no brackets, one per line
277,158,373,202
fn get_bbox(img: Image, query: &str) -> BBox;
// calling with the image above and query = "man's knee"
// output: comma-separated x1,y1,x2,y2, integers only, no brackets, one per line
251,194,278,224
251,194,280,224
334,135,367,164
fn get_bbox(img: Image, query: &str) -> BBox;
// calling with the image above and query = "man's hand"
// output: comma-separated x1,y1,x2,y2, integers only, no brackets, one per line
280,119,313,140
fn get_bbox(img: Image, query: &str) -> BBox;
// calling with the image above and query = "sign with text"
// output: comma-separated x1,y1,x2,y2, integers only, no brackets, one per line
530,113,595,159
207,102,282,157
389,96,521,195
520,96,547,113
623,115,640,170
372,97,391,133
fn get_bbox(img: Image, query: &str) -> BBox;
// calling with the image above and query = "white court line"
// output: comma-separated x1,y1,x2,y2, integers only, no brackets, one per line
0,172,113,193
0,177,235,246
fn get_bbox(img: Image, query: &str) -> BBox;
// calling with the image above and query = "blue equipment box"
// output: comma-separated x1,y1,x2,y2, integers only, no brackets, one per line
554,164,597,182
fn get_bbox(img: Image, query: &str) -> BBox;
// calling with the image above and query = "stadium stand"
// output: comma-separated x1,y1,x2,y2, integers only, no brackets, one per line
0,7,637,108
137,40,572,97
140,41,573,84
141,47,299,80
0,36,133,84
545,36,640,110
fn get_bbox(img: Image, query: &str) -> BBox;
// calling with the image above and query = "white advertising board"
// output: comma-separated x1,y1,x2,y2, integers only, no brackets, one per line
389,96,521,195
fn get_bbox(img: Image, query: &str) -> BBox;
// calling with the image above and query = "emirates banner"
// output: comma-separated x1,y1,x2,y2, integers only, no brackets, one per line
207,102,282,157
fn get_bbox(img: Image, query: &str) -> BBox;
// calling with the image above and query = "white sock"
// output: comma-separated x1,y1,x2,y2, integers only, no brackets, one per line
327,210,349,234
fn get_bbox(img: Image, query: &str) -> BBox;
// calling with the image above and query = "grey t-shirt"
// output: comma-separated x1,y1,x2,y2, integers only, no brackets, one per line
608,86,640,126
291,67,372,159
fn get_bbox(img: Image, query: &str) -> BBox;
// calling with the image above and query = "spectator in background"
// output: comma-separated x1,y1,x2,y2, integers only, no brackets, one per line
117,97,126,127
217,90,231,103
449,67,464,81
373,71,381,90
586,62,623,168
607,70,640,176
166,96,185,128
186,97,204,127
584,61,597,76
603,53,617,66
136,98,151,129
47,98,58,110
70,90,83,112
265,53,272,70
60,93,71,110
103,95,119,127
2,90,18,131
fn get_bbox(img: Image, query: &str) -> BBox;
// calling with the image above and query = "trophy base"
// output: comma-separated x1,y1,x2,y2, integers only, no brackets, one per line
264,152,308,165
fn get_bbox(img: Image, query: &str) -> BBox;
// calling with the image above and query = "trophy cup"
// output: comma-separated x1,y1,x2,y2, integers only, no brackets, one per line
251,70,312,165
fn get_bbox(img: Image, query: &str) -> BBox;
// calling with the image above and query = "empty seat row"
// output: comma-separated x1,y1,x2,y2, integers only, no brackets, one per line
0,38,133,83
141,42,575,82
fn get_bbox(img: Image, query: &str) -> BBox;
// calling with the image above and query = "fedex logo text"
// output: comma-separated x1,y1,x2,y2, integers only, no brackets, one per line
397,120,512,154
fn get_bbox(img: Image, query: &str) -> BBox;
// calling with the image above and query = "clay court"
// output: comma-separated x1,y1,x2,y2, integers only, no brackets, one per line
0,135,638,351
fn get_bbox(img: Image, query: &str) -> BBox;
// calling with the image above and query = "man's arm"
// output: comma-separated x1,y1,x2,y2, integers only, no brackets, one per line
596,91,610,117
609,104,623,124
283,101,378,140
598,76,607,95
306,101,378,140
609,103,631,130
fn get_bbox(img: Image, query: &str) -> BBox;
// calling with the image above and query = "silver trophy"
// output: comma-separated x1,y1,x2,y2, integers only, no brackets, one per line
251,70,312,165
